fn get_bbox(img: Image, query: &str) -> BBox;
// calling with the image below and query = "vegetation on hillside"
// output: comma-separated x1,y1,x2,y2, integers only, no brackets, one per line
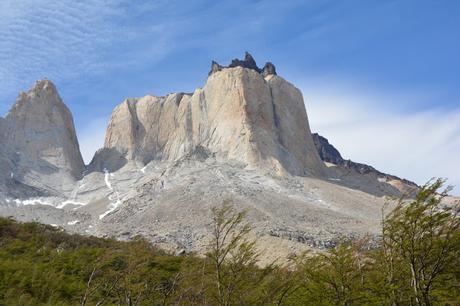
0,179,459,305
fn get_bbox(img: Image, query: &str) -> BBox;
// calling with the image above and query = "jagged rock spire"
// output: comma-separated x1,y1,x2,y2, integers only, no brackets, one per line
208,60,223,76
262,62,277,77
228,51,262,72
209,52,277,77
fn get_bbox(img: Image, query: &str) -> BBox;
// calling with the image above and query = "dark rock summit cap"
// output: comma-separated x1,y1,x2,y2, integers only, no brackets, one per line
209,52,277,77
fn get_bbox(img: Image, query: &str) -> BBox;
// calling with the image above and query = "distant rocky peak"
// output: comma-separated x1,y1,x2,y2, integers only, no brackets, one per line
24,79,58,100
209,52,277,77
312,132,418,189
228,51,261,72
312,133,344,165
33,78,56,92
8,79,60,116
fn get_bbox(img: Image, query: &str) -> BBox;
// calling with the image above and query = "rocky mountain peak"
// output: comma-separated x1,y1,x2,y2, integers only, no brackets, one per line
312,132,419,195
312,133,344,165
2,79,85,196
209,52,277,77
228,51,261,72
8,79,59,115
98,57,324,177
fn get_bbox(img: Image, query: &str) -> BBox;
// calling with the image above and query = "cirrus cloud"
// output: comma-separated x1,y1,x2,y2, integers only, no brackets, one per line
302,80,460,195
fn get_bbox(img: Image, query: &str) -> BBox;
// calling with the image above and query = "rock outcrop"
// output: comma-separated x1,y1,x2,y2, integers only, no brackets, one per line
1,80,85,196
95,54,324,177
312,133,419,195
208,52,277,77
262,62,277,77
228,52,262,72
312,133,346,165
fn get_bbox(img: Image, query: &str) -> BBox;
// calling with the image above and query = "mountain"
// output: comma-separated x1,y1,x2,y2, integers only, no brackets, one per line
312,133,419,196
0,80,85,197
0,53,441,259
91,53,324,178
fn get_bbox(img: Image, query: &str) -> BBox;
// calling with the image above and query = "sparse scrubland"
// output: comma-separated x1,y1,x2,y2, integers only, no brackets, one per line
0,179,459,306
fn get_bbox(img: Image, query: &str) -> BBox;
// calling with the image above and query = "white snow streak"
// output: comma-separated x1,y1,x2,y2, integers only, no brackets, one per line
57,200,86,209
21,198,54,206
98,198,121,220
99,169,121,219
104,168,113,190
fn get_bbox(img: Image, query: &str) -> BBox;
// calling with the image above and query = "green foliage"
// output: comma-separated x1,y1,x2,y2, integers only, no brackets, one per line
380,178,460,305
284,179,460,306
0,180,459,305
0,217,182,305
291,243,369,306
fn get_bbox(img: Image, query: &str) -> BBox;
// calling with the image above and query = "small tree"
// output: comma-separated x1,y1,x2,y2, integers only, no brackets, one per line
382,179,460,305
208,200,255,305
293,242,369,306
207,200,287,305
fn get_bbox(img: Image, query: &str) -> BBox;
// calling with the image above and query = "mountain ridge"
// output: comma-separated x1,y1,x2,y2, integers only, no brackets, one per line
0,53,436,260
312,133,419,195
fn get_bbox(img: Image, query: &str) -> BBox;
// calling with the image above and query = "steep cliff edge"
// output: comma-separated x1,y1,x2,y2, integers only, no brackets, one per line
94,54,325,177
1,80,85,196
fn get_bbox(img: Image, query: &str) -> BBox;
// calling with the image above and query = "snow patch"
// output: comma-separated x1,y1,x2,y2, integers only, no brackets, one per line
328,178,341,181
67,220,80,225
99,196,121,220
57,200,87,209
104,168,113,190
21,198,54,206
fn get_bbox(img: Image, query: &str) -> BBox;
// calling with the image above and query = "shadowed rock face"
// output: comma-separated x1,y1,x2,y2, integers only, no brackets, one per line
97,62,325,177
1,80,85,196
312,133,344,165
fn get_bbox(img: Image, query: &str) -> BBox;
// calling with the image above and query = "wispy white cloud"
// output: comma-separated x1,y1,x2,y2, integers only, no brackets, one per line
302,80,460,195
0,1,117,80
0,0,174,111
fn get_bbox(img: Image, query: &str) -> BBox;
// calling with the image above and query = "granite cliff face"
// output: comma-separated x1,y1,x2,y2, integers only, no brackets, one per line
0,80,85,196
95,55,324,177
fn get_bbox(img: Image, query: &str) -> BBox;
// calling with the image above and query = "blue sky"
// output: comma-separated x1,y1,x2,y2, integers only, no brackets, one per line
0,0,459,194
